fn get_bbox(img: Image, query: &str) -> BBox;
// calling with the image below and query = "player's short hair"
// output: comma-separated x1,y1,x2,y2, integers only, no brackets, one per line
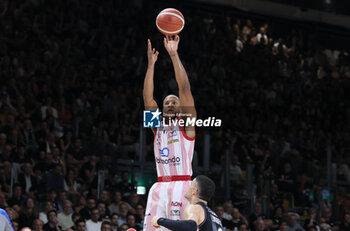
163,94,179,104
195,175,215,202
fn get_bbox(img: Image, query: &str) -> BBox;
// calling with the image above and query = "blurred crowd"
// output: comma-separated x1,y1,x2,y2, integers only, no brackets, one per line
0,0,349,230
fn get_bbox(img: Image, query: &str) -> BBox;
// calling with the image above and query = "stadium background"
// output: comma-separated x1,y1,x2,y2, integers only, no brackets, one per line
0,0,349,230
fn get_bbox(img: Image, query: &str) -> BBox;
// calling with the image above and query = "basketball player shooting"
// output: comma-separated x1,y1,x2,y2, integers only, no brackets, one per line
142,35,196,231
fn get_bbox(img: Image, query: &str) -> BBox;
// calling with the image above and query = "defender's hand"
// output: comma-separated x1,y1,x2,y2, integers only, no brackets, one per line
151,216,161,228
147,39,159,65
164,35,179,56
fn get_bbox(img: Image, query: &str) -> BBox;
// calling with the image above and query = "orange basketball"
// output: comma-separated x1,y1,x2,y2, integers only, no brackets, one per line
156,8,185,36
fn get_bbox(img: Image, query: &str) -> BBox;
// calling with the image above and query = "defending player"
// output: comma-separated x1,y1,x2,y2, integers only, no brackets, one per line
0,208,14,231
143,35,196,231
151,175,223,231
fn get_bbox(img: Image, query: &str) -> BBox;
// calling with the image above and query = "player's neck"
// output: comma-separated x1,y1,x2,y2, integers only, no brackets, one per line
191,197,207,205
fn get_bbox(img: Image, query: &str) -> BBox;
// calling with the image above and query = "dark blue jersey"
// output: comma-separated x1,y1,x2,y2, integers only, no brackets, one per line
197,202,224,231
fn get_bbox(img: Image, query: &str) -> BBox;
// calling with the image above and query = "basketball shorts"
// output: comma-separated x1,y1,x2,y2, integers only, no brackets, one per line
143,180,191,231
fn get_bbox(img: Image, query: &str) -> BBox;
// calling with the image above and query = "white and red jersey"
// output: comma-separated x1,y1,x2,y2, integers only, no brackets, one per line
153,117,195,177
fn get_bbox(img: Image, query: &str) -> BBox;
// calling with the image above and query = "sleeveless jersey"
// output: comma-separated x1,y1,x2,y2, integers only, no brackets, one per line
197,202,224,231
154,118,195,177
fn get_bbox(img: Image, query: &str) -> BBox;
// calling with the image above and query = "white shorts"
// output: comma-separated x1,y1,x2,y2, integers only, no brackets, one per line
143,180,191,231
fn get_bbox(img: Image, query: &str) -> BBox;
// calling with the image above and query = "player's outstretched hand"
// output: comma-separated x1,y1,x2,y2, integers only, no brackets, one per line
164,35,179,56
148,39,159,65
151,216,161,228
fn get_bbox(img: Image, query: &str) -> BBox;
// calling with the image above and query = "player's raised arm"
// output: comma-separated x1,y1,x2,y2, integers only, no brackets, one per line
143,39,159,111
151,205,204,231
164,35,196,137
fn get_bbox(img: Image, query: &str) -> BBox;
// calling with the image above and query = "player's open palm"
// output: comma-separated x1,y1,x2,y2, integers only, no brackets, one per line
164,35,179,56
147,39,159,65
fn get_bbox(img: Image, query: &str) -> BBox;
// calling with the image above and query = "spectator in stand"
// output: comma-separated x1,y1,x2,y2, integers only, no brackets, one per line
233,208,248,229
32,218,44,231
18,162,37,193
117,172,134,200
110,213,119,231
39,201,54,224
135,204,145,229
239,223,249,231
78,155,97,190
75,219,86,231
18,197,39,229
339,213,350,231
119,224,129,231
128,191,141,212
40,133,58,154
63,168,80,196
0,133,7,155
35,152,54,175
41,98,58,120
14,146,30,165
85,208,102,231
287,213,305,231
304,208,318,229
249,202,266,231
117,202,129,226
20,228,31,231
270,184,283,208
280,221,288,231
20,119,38,150
0,145,12,162
277,163,296,196
255,218,268,231
80,197,96,220
322,207,339,230
43,210,62,231
97,201,111,220
8,184,23,207
101,221,112,231
126,214,140,231
215,205,232,230
319,223,331,231
225,207,249,231
108,191,131,215
256,26,268,45
56,191,69,213
71,213,83,228
270,206,284,231
2,161,13,193
42,164,64,192
57,200,74,230
223,200,234,220
66,138,85,167
99,190,111,206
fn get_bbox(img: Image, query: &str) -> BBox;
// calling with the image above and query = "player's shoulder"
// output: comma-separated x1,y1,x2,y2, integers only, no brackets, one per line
185,204,205,218
188,203,204,211
0,208,7,216
184,204,205,225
